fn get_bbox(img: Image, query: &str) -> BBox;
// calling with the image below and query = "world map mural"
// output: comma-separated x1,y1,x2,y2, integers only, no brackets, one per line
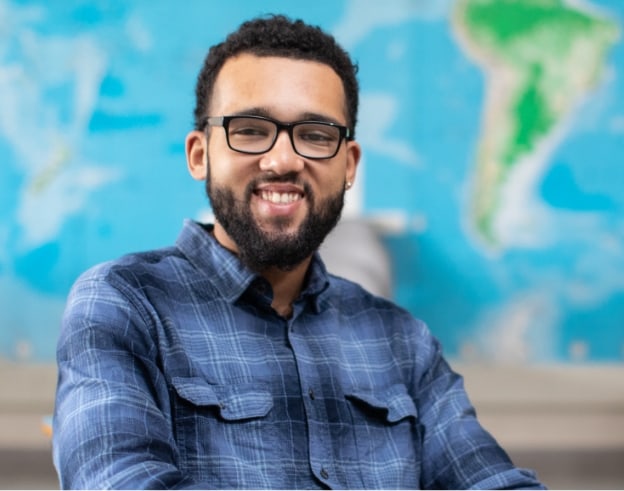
1,0,623,363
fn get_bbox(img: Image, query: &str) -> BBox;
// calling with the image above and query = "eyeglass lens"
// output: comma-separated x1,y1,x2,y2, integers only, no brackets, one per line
226,117,342,158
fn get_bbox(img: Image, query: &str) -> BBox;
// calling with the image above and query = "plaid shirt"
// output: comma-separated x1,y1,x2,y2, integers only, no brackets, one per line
53,220,544,489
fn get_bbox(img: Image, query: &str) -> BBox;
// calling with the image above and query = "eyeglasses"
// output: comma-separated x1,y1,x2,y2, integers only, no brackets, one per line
203,115,352,160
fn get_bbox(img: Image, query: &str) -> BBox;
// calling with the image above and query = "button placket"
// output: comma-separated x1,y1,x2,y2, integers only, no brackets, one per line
288,315,339,488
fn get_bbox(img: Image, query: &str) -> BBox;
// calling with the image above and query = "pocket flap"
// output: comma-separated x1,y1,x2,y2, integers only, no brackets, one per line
346,384,418,423
172,376,273,421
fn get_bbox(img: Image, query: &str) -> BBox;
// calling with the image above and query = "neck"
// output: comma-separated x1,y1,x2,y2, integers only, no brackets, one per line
211,222,312,317
261,257,312,318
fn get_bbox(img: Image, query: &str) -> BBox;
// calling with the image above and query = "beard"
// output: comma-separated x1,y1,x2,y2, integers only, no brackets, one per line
206,172,345,272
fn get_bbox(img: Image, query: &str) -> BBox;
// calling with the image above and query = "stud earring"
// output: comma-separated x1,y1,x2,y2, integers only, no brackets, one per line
346,181,353,190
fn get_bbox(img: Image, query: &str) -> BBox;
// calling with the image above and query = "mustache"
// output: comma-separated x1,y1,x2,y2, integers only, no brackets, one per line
250,172,301,187
244,172,311,199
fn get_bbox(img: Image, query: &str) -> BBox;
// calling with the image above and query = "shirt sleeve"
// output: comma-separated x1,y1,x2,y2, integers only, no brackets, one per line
415,332,546,490
53,269,200,489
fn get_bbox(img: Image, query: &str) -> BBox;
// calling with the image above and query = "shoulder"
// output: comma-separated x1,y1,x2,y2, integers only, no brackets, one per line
326,273,429,336
61,247,187,346
327,273,406,313
63,245,194,323
75,245,183,292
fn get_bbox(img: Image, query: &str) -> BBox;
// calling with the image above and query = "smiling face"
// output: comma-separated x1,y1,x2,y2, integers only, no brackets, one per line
186,54,360,271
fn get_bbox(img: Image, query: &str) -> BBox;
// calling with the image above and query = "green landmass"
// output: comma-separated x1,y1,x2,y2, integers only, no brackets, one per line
453,0,620,246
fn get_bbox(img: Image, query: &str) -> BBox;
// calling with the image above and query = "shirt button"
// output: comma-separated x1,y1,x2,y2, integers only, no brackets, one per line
308,388,315,400
320,467,329,480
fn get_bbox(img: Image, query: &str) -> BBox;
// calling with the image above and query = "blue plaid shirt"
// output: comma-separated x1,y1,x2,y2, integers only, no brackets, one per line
53,220,544,489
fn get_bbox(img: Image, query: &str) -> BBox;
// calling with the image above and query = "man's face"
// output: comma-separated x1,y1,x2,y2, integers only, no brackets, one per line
186,54,360,271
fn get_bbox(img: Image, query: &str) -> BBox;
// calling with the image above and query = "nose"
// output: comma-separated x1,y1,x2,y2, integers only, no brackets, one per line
258,129,305,174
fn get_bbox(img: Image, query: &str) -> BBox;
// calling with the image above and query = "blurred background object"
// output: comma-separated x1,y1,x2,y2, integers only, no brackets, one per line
1,0,623,488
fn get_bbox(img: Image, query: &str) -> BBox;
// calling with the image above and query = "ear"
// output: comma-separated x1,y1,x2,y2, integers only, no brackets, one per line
185,130,208,180
344,140,361,186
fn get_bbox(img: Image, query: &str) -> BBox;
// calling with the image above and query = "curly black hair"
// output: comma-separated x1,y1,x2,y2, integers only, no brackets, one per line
193,15,359,137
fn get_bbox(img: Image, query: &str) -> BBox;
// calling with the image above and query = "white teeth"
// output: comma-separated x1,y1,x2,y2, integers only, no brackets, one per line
261,191,301,204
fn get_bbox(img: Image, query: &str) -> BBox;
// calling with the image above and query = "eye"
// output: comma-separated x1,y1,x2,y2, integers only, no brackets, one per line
231,126,270,138
229,119,273,139
296,125,339,146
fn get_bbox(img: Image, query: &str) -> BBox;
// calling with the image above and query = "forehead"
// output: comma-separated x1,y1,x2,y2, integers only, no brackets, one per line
211,54,347,122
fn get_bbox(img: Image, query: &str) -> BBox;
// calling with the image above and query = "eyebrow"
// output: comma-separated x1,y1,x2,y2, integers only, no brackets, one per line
229,107,344,126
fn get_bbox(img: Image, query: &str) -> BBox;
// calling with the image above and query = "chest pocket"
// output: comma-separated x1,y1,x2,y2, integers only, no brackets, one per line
170,376,276,483
345,384,421,489
346,384,418,423
172,376,273,421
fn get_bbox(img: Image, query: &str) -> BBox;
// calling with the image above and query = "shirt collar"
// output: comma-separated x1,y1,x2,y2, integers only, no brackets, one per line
176,220,331,307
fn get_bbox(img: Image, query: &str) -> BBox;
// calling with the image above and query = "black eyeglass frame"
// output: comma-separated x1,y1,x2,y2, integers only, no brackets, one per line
202,115,353,160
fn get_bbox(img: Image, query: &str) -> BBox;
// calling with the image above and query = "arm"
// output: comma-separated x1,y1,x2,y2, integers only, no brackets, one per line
53,269,198,489
416,335,545,489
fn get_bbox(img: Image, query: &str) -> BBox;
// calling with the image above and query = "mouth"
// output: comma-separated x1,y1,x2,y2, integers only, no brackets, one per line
251,182,307,222
258,190,303,204
253,180,306,204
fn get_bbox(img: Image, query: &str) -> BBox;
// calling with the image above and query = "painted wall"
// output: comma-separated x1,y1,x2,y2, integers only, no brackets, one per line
1,0,623,363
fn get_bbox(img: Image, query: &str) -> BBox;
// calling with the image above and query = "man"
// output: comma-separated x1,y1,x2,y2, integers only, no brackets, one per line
53,15,545,489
